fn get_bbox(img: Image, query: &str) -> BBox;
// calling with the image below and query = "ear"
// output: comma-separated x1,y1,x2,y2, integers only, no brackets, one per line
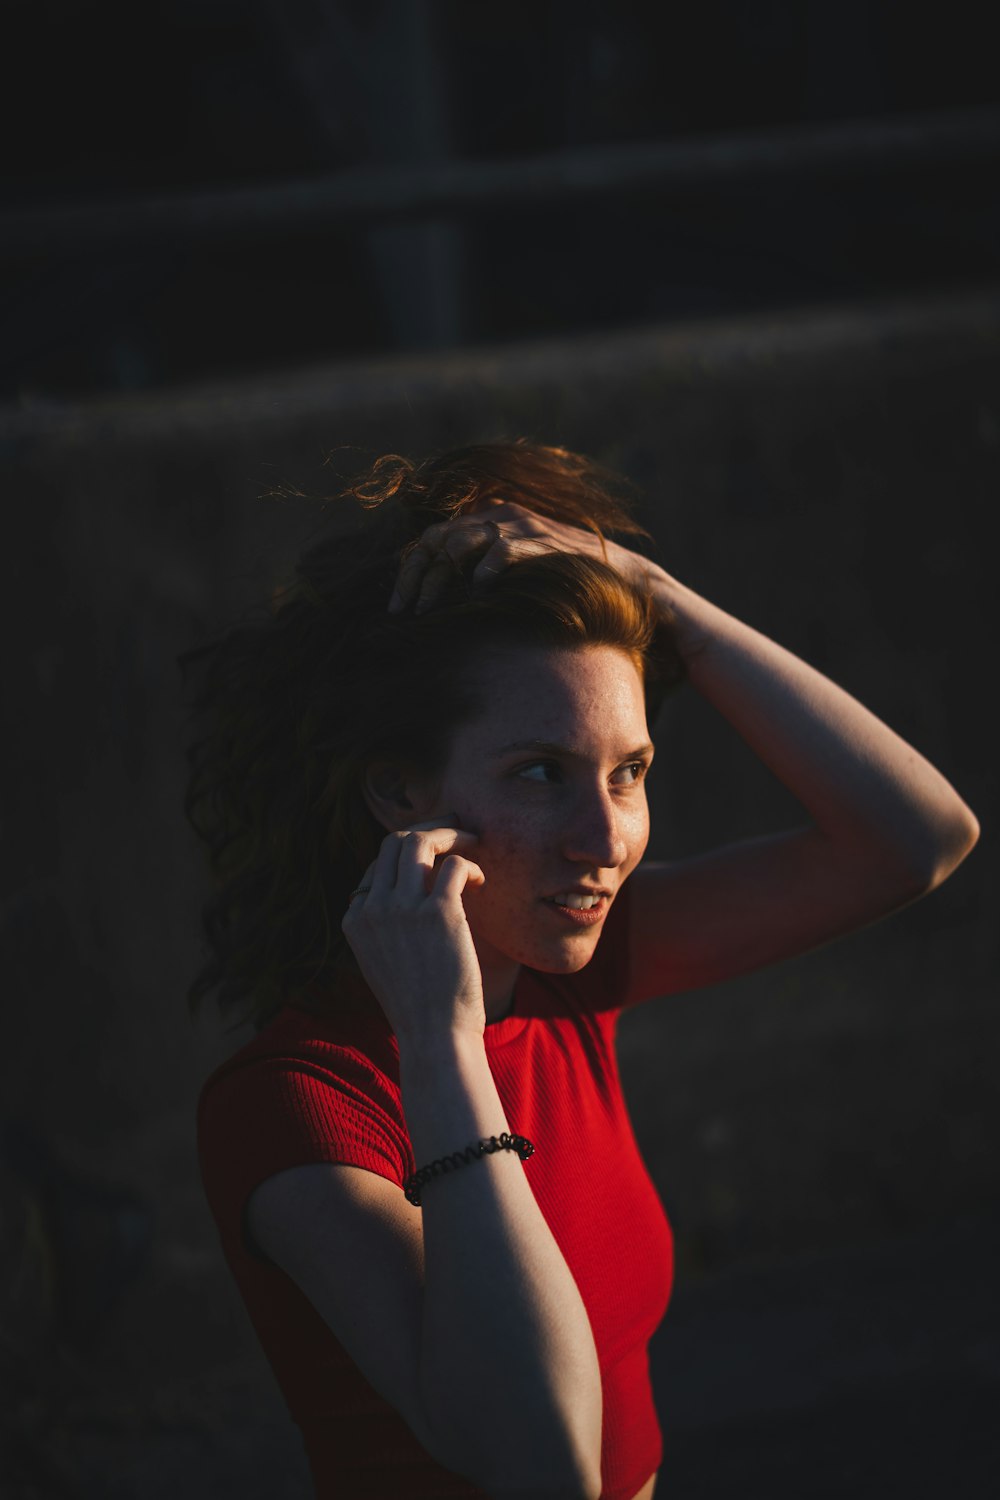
361,760,440,833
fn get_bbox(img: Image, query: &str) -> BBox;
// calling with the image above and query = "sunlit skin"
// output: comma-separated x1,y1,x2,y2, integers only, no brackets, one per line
406,642,655,1023
309,491,975,1500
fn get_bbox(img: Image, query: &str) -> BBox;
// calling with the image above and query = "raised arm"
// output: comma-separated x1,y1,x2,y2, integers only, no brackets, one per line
388,500,980,1000
626,565,980,997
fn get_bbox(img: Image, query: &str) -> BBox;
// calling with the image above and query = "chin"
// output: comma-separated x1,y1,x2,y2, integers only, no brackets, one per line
533,949,598,974
471,902,605,975
520,931,603,974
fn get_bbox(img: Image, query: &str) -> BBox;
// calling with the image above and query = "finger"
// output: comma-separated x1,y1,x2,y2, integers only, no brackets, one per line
394,826,480,902
391,521,502,612
471,499,551,531
412,554,460,613
413,531,497,612
470,535,557,585
366,820,470,900
394,522,470,590
366,830,408,900
389,523,467,611
469,536,511,585
430,853,487,903
388,537,439,612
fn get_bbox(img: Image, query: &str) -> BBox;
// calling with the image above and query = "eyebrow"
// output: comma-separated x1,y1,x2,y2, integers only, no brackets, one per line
490,738,655,762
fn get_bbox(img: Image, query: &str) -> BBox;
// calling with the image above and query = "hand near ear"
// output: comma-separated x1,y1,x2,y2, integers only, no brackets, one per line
342,821,488,1047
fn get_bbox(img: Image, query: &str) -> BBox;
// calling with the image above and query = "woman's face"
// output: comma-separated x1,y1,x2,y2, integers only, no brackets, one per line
416,642,653,999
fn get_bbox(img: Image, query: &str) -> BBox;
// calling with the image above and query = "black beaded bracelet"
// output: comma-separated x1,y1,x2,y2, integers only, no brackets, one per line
403,1132,535,1207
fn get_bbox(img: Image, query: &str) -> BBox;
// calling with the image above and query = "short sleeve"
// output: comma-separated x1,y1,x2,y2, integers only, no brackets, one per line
197,1042,412,1260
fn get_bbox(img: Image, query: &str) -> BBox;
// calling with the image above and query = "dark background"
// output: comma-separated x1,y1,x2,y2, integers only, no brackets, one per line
1,3,997,1496
4,0,1000,396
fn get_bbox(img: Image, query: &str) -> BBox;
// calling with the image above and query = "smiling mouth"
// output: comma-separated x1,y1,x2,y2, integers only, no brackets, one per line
543,894,609,925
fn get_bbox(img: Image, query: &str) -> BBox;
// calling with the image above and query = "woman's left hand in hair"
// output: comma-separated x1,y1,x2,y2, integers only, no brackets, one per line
387,498,656,616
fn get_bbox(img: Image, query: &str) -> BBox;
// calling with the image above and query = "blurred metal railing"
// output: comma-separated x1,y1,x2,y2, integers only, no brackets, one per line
4,105,1000,260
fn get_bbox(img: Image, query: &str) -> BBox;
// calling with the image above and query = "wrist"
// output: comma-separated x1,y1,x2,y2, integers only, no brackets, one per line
647,571,722,668
397,1023,487,1073
398,1030,512,1169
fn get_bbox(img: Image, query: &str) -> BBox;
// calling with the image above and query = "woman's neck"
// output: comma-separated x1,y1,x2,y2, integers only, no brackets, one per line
481,957,521,1025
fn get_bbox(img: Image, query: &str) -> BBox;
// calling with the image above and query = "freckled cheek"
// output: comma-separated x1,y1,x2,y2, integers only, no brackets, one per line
460,817,540,893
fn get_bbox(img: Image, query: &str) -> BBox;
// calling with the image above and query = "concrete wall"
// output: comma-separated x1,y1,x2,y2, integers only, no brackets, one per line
1,288,995,1492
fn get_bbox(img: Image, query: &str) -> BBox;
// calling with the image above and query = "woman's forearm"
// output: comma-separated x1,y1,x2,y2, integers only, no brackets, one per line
648,570,979,886
400,1030,603,1499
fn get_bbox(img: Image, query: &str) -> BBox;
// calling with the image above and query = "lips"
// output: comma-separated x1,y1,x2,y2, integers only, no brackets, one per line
546,887,611,909
544,893,609,927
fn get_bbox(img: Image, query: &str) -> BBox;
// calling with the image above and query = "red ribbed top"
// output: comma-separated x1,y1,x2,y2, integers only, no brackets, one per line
197,882,674,1498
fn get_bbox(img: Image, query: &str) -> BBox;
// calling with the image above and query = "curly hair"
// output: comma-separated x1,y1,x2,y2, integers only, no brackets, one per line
180,439,685,1030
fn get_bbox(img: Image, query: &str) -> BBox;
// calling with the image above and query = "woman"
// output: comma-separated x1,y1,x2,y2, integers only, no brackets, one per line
188,440,978,1500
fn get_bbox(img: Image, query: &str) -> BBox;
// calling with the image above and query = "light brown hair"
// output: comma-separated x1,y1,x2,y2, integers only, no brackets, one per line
181,440,684,1028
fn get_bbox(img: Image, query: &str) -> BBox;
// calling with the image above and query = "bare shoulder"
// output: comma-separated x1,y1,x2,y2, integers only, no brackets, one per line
246,1162,437,1455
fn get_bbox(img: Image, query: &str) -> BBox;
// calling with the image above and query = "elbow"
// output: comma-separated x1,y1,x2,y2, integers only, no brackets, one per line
885,810,980,902
580,1462,605,1500
923,806,981,892
478,1427,603,1500
958,807,981,856
543,1465,603,1500
479,1438,602,1500
490,1475,602,1500
427,1422,602,1500
575,1464,605,1500
421,1358,603,1499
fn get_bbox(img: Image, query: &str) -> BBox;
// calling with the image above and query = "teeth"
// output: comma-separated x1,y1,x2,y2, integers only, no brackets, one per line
552,893,601,909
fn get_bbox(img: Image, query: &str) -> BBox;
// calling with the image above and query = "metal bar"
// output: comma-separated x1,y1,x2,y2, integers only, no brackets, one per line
4,106,1000,260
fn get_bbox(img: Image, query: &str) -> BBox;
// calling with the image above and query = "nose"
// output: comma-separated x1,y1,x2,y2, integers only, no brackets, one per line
562,784,630,870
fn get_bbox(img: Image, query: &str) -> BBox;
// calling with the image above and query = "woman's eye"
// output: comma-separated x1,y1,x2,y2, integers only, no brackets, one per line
516,760,648,785
613,761,649,786
517,761,561,782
